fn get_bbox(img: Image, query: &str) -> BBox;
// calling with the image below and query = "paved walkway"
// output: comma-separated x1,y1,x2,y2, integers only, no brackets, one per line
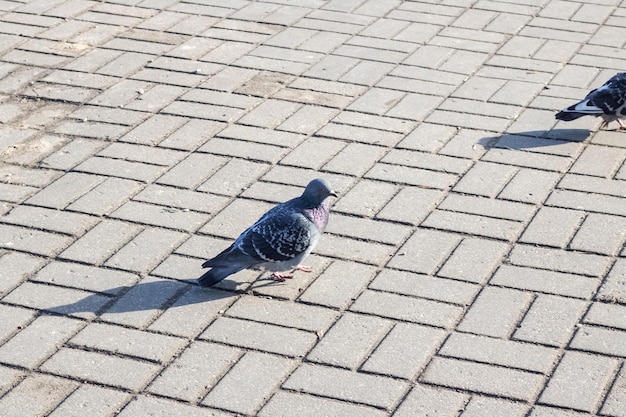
1,0,625,416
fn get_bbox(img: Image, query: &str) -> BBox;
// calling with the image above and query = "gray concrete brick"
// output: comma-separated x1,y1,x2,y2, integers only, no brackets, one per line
110,201,209,232
69,322,185,363
0,183,38,204
259,391,386,417
0,374,77,417
351,290,463,328
320,143,386,176
370,269,479,305
362,322,446,380
508,244,611,277
458,287,533,338
199,137,290,163
0,304,35,345
1,205,98,237
117,114,187,146
59,220,141,265
328,214,411,245
298,260,377,309
197,158,269,196
41,347,159,390
134,184,230,215
440,332,558,373
376,186,445,225
453,161,518,197
438,193,534,222
388,229,461,274
498,168,560,204
47,385,131,417
284,363,407,410
0,224,73,256
584,302,626,330
199,198,273,239
201,316,317,357
0,314,83,369
422,357,544,401
34,261,138,295
226,295,338,333
280,137,345,170
513,294,587,347
118,395,231,417
66,177,143,216
601,364,626,417
461,396,528,417
25,172,102,209
157,153,228,189
75,156,167,183
315,233,395,266
40,138,104,171
148,286,236,338
424,209,523,241
3,281,110,319
202,351,294,414
148,341,240,402
520,207,584,247
548,189,626,217
570,325,626,358
393,384,468,417
99,276,186,328
539,351,619,412
0,164,60,188
437,237,509,284
307,312,391,369
332,179,397,218
569,213,626,255
491,265,599,299
0,251,45,296
105,228,186,274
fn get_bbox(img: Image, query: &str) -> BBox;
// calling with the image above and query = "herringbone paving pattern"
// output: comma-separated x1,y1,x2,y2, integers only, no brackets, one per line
0,0,625,416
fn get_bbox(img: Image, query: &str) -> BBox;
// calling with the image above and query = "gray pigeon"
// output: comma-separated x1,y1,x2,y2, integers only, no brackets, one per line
556,72,626,130
198,178,337,287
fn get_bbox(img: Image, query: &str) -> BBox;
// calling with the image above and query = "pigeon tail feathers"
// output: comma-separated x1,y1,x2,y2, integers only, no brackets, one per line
555,110,586,121
197,265,245,287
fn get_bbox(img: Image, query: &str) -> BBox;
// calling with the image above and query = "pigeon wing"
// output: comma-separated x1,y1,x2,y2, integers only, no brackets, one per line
241,211,313,263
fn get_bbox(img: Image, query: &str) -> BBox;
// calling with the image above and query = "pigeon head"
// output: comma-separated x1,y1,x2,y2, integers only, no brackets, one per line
301,178,337,206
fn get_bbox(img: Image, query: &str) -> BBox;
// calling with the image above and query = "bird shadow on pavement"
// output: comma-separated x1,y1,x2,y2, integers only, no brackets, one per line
478,128,591,150
49,278,236,317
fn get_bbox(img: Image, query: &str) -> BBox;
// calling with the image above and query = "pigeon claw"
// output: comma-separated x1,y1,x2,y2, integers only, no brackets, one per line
270,272,294,282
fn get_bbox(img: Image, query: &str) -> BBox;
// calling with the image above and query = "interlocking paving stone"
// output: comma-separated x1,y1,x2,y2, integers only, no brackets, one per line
41,347,160,391
200,316,317,358
2,1,626,415
0,374,77,417
284,363,408,410
147,341,241,402
0,314,84,369
539,351,619,412
202,351,295,414
422,357,544,401
258,391,387,417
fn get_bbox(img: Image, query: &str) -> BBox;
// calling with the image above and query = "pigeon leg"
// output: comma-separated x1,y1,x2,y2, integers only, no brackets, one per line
618,119,626,130
292,265,312,273
270,271,294,282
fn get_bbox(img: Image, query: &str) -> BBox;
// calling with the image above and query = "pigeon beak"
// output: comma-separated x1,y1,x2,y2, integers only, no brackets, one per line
330,190,338,198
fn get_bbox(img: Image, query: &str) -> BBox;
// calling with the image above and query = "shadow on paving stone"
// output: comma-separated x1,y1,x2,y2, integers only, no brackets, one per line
480,128,591,150
50,279,234,317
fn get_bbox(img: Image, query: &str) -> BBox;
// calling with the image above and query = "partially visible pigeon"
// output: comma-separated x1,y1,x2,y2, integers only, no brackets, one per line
197,178,337,287
556,72,626,130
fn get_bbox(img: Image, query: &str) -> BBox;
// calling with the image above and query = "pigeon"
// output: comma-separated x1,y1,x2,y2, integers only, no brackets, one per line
197,178,337,287
555,72,626,130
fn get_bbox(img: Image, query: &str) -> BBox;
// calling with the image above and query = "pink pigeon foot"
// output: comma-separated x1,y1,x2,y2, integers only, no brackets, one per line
270,271,294,282
293,265,312,273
